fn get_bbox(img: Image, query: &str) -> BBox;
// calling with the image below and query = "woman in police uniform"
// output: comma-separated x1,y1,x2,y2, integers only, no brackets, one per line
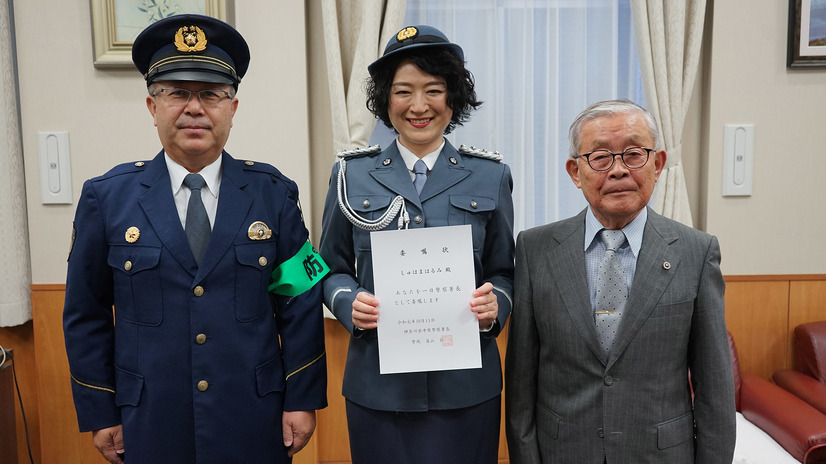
319,25,515,464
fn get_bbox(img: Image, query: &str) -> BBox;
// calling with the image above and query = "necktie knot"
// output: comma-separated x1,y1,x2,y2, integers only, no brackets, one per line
184,173,207,191
413,159,428,195
600,229,626,252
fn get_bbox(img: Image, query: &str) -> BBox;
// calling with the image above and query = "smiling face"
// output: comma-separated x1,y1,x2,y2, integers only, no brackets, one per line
387,59,454,157
146,80,238,172
565,111,666,229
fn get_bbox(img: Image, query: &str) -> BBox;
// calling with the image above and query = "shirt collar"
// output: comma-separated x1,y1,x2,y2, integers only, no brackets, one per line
396,138,445,172
165,153,222,199
584,207,647,257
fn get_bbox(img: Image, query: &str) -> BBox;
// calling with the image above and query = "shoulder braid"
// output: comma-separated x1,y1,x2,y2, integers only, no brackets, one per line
458,144,503,162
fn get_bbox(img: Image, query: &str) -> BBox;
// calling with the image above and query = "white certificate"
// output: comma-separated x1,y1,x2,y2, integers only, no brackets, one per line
371,224,482,374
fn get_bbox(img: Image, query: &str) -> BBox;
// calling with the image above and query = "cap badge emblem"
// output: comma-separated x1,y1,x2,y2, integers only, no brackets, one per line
175,26,207,53
396,26,418,42
248,221,272,240
125,226,140,243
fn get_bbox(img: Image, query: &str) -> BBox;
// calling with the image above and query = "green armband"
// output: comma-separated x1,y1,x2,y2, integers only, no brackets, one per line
268,240,329,296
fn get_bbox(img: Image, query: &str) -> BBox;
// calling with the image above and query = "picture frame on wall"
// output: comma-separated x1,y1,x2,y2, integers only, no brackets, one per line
91,0,231,68
788,0,826,67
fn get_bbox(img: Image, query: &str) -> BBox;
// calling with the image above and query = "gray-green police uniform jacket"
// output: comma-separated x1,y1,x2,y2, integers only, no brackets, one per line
320,140,515,411
63,151,327,463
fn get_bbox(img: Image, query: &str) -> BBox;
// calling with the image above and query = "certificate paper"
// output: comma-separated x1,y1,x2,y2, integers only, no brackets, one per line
371,224,481,374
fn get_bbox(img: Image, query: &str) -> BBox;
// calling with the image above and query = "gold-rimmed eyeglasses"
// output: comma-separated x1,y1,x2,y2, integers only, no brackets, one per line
150,87,234,108
572,147,654,171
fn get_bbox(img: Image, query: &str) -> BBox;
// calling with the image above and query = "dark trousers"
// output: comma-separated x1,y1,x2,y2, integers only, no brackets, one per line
345,395,501,464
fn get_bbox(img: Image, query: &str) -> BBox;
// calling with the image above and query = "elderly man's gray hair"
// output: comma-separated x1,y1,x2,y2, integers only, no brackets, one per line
568,99,663,158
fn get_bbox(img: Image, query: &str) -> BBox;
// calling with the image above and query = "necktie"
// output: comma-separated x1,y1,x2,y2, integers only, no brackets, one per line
594,229,628,353
183,173,211,265
413,159,428,195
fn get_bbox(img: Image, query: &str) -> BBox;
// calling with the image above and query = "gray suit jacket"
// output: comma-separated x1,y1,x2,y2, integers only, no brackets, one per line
505,208,735,464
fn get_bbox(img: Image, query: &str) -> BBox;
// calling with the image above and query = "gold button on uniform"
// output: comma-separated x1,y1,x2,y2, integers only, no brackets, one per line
124,261,133,271
195,333,207,344
193,286,204,297
258,256,267,267
197,380,209,391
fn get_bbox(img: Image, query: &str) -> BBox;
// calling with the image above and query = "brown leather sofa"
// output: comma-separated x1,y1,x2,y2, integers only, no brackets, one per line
773,321,826,416
729,331,826,463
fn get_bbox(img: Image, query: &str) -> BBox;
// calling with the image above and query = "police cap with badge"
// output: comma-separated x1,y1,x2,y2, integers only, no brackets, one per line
132,14,250,89
367,25,464,77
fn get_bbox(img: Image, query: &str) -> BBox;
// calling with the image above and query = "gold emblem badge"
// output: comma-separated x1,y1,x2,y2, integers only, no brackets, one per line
248,221,272,240
396,26,418,42
174,26,208,53
125,227,140,243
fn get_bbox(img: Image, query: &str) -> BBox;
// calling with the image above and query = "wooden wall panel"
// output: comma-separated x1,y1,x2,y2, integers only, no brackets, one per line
316,320,352,463
788,281,826,368
0,320,40,463
0,361,18,464
723,280,789,379
22,277,825,463
31,285,105,464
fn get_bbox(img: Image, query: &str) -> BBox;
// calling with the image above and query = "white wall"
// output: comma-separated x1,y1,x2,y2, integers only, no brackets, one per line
703,0,826,275
14,0,826,282
15,1,310,284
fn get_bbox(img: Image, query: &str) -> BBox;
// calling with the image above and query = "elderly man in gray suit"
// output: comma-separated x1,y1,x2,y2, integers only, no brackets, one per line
505,99,735,464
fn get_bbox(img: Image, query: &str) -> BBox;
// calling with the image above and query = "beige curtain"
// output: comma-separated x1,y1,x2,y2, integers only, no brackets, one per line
321,0,406,152
631,0,706,227
0,0,32,326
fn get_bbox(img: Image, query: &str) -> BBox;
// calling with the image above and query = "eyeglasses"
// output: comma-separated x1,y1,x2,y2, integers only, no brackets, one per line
151,87,234,108
572,147,654,171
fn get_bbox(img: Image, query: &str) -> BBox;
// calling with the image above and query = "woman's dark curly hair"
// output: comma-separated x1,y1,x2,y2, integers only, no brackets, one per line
366,47,482,134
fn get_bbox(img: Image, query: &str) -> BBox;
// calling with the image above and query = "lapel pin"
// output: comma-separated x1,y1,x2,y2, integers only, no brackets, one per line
449,157,458,165
663,261,671,270
248,221,272,240
382,158,392,166
125,226,140,243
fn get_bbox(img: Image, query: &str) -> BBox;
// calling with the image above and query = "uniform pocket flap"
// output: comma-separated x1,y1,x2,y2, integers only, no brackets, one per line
656,411,694,449
114,366,144,407
449,195,495,213
255,356,286,397
108,246,161,275
348,194,392,213
235,242,275,268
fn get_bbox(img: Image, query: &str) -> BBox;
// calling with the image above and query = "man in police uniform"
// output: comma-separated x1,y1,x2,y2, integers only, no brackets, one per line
63,15,327,463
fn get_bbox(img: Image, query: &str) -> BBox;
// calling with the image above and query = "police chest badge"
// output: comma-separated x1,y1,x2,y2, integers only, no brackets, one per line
125,227,140,243
248,221,272,240
175,26,207,53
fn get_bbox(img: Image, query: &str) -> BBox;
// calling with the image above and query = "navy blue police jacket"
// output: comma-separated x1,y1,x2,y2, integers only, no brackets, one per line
63,151,327,464
320,140,515,411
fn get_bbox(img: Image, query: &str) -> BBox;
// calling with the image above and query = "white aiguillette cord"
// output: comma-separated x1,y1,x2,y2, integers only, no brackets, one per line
336,157,409,231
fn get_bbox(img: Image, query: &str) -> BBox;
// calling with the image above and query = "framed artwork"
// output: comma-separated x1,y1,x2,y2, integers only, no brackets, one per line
788,0,826,67
91,0,230,68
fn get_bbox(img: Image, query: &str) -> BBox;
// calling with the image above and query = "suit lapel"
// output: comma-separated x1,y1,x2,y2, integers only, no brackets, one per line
548,210,609,364
368,144,421,207
419,141,470,202
138,152,199,275
195,152,253,279
607,209,680,368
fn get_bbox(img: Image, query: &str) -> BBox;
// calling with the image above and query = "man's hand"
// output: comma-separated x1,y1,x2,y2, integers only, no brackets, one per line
92,424,124,463
282,410,316,457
